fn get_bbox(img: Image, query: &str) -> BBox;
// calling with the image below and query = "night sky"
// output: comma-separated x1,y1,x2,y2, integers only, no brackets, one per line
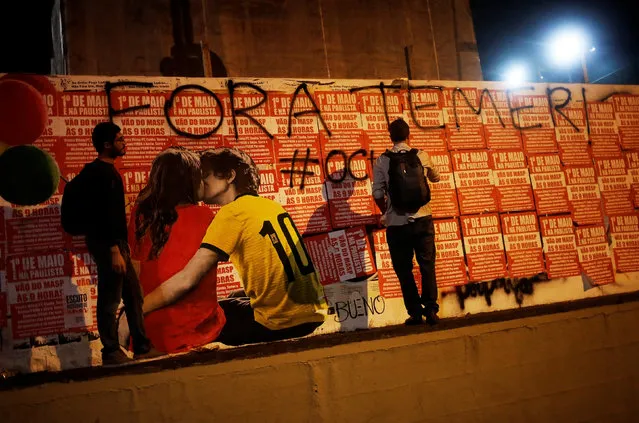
0,1,638,85
470,0,639,84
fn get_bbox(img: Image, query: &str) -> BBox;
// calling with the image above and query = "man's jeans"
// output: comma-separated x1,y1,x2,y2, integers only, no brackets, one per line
386,216,439,318
87,240,150,355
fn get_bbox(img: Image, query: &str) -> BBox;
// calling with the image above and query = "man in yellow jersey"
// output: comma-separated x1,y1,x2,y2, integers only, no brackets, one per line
142,148,326,345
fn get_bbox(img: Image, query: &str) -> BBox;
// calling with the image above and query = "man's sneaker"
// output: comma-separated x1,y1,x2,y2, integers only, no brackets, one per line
102,349,133,366
134,347,165,361
405,315,425,326
423,309,440,325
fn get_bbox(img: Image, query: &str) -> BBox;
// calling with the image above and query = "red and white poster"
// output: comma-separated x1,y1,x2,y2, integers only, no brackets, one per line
612,95,639,151
6,251,69,338
587,102,622,158
216,262,243,299
528,153,570,215
322,132,377,228
623,150,639,209
275,134,331,234
564,165,604,226
357,89,403,135
428,152,460,218
68,250,98,331
257,165,281,203
111,91,172,169
575,225,614,286
305,226,376,286
443,88,486,150
433,218,467,286
315,90,362,133
270,91,320,137
460,213,506,282
539,215,581,278
553,105,590,166
595,157,634,216
5,198,65,255
403,88,447,153
222,90,275,164
372,229,421,299
481,89,523,150
491,149,535,212
609,213,639,273
513,94,558,154
501,212,545,278
452,150,497,215
59,92,110,176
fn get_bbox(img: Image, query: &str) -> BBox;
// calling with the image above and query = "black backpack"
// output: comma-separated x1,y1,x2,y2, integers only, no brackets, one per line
384,148,431,214
60,166,92,236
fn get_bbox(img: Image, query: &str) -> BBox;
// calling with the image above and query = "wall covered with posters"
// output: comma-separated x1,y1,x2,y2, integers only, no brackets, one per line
0,74,638,374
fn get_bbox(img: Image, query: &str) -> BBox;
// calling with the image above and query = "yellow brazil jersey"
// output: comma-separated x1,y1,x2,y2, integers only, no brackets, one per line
201,193,327,330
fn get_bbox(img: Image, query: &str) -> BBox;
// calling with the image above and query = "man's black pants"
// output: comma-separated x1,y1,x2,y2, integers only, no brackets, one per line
386,216,439,318
87,240,150,355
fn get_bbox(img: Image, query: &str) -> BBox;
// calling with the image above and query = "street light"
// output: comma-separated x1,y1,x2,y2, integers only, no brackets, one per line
503,63,529,86
547,28,593,83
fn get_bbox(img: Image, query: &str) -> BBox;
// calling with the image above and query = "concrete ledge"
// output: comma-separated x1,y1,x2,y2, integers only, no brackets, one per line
2,290,639,392
1,293,638,422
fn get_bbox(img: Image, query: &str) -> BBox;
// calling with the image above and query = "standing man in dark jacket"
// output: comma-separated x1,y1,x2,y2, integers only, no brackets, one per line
84,122,158,365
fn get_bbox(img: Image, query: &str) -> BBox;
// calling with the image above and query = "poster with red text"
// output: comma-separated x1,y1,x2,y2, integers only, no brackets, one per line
564,165,604,226
575,225,614,286
5,198,65,255
167,89,225,150
0,292,6,328
512,94,558,154
222,89,275,163
6,251,69,338
403,88,447,153
357,89,403,135
305,227,375,285
479,89,523,150
539,215,580,278
433,218,467,286
257,165,281,203
595,157,634,216
275,134,331,234
270,91,321,137
623,150,639,208
443,88,486,150
528,153,570,215
428,152,459,218
315,90,363,133
322,132,376,228
587,102,622,158
554,105,591,166
121,168,151,219
59,92,110,176
452,150,497,215
68,250,98,331
372,229,421,299
460,214,506,282
501,212,544,277
491,149,534,212
111,91,172,169
609,213,639,273
216,262,243,299
612,95,639,151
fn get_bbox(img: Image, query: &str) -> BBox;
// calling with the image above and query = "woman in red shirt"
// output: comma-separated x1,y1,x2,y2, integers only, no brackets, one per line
127,146,225,354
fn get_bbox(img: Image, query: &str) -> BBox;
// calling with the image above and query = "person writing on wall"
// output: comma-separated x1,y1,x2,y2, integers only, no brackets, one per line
372,118,441,326
141,147,327,345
